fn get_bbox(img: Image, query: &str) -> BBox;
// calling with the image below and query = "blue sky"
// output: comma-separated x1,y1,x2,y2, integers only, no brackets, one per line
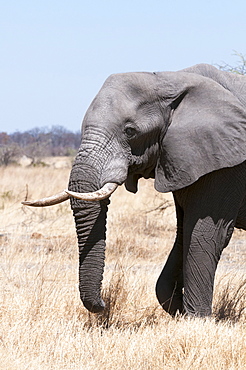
1,0,246,133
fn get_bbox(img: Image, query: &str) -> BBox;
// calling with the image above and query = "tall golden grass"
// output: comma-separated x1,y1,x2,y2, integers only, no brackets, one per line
0,164,245,369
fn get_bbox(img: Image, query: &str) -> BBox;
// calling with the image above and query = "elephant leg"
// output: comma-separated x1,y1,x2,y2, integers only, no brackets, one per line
181,216,235,316
156,199,184,316
175,163,246,317
235,194,246,230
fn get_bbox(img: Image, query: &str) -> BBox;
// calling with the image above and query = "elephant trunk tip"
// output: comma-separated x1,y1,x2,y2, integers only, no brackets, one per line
82,298,106,313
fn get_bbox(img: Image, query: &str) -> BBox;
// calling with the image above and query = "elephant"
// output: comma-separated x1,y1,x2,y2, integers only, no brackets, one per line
23,63,246,317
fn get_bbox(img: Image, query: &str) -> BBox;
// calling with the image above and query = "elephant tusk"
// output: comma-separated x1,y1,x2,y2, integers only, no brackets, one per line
65,182,118,201
22,190,69,207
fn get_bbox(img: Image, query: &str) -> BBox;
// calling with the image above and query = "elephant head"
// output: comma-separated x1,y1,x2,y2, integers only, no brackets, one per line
23,64,246,313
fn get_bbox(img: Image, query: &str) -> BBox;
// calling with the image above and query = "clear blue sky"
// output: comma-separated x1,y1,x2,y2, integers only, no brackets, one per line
1,0,246,133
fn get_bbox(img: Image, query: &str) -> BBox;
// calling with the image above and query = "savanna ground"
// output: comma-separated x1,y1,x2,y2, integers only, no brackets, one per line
0,161,245,369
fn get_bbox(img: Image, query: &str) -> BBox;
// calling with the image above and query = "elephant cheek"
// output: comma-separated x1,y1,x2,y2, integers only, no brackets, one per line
100,156,129,187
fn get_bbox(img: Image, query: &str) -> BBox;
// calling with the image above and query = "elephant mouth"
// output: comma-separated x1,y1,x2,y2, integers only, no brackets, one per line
125,173,141,193
125,160,156,193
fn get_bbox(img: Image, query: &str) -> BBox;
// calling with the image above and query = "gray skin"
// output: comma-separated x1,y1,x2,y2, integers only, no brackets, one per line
68,64,246,316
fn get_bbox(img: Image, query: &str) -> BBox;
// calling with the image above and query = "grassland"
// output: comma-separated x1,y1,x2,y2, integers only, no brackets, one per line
0,164,245,369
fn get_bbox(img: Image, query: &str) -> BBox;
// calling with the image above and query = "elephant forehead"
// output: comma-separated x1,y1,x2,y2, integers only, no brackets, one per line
104,71,155,89
82,72,159,128
86,88,138,121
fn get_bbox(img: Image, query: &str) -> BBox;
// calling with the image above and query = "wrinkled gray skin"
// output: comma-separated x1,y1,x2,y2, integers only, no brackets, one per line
69,64,246,316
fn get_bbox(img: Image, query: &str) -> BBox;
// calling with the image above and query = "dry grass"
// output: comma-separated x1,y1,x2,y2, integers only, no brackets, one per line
0,165,245,369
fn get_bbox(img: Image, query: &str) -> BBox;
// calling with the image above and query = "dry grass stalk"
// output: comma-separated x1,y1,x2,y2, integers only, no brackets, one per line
213,275,246,322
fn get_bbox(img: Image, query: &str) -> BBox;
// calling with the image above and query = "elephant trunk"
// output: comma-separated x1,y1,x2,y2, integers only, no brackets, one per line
72,199,109,313
68,150,110,313
68,138,129,313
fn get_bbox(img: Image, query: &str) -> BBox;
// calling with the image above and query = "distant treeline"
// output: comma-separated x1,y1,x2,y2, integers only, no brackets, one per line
0,126,81,165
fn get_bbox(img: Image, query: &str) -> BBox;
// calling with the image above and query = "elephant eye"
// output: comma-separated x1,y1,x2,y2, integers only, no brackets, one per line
125,126,136,138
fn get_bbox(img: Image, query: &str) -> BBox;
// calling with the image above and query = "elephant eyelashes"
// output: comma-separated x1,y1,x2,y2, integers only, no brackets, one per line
124,126,137,138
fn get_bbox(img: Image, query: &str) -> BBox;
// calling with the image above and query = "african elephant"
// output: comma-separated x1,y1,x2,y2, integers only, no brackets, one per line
23,64,246,317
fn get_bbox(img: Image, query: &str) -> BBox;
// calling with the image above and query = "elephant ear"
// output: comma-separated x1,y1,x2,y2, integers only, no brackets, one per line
154,71,246,193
